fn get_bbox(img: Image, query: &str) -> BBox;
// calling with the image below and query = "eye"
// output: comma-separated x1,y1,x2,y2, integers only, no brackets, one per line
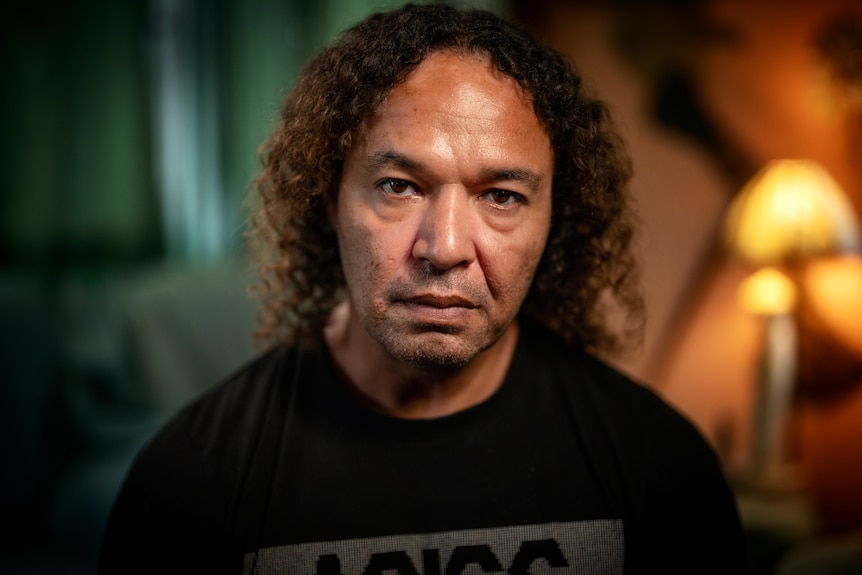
483,189,523,207
379,178,416,196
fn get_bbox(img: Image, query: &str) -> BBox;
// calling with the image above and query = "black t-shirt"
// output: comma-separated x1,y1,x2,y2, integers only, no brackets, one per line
98,320,749,574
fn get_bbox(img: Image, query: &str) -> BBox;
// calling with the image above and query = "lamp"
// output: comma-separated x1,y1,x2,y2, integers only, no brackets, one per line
724,159,859,266
723,159,860,490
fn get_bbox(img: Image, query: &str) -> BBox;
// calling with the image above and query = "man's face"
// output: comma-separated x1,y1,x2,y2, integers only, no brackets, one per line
332,51,554,370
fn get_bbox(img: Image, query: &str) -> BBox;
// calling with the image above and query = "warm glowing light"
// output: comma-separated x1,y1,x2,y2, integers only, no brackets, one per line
802,256,862,357
724,159,859,266
737,267,797,316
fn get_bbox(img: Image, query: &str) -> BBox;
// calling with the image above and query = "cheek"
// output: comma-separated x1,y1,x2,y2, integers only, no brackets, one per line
483,233,548,300
340,223,376,278
339,218,406,290
492,210,550,261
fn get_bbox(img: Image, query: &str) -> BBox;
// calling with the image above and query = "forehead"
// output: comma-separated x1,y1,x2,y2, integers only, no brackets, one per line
392,50,531,104
355,50,548,152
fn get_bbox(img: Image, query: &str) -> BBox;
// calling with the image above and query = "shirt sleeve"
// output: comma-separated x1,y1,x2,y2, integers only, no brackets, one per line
97,417,241,575
631,410,750,574
569,350,750,574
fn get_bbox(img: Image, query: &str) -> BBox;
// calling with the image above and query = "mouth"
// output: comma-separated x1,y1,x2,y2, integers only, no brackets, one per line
400,294,479,309
393,293,480,328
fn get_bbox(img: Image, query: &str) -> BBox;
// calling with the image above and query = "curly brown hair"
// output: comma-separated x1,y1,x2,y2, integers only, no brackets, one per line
248,2,644,356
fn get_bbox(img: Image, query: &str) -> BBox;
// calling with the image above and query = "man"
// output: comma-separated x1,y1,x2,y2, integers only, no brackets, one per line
99,4,749,574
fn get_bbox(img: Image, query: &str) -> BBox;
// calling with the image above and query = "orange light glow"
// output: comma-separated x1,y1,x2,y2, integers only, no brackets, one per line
737,266,797,316
724,159,859,266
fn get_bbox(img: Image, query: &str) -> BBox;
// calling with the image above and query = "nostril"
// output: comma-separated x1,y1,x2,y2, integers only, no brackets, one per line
412,228,474,270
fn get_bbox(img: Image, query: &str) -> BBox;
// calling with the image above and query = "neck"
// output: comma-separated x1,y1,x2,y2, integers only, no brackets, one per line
324,301,519,419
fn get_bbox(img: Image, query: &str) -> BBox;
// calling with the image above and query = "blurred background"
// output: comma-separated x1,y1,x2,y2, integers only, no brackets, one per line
1,0,861,573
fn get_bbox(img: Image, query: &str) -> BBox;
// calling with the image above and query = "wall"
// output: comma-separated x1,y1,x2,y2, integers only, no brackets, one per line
517,0,862,539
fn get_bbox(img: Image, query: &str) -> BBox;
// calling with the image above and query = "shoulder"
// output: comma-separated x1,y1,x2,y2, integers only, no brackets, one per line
174,344,300,440
520,321,747,568
100,346,309,572
522,320,694,432
125,345,308,511
573,348,699,440
102,344,317,557
518,319,723,475
151,343,311,458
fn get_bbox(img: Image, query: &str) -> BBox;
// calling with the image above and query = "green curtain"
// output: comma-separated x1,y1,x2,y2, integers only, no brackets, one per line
1,0,160,269
0,0,507,272
0,0,507,565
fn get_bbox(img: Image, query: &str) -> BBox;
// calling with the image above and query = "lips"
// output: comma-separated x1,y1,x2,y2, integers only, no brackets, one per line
401,294,479,308
394,293,481,327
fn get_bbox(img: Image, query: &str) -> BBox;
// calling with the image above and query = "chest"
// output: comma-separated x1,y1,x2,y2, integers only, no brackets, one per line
263,379,616,546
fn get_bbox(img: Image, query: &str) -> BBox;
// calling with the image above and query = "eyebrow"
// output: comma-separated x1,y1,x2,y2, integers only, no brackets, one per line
365,150,547,192
366,150,423,173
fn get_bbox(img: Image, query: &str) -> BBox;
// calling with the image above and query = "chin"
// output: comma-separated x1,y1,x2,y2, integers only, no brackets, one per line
398,349,475,372
382,333,486,372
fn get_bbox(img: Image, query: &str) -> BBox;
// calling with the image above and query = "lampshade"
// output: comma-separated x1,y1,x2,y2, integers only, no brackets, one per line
723,159,860,266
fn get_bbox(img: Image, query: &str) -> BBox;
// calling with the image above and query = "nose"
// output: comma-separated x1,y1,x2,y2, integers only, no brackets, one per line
412,188,476,270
